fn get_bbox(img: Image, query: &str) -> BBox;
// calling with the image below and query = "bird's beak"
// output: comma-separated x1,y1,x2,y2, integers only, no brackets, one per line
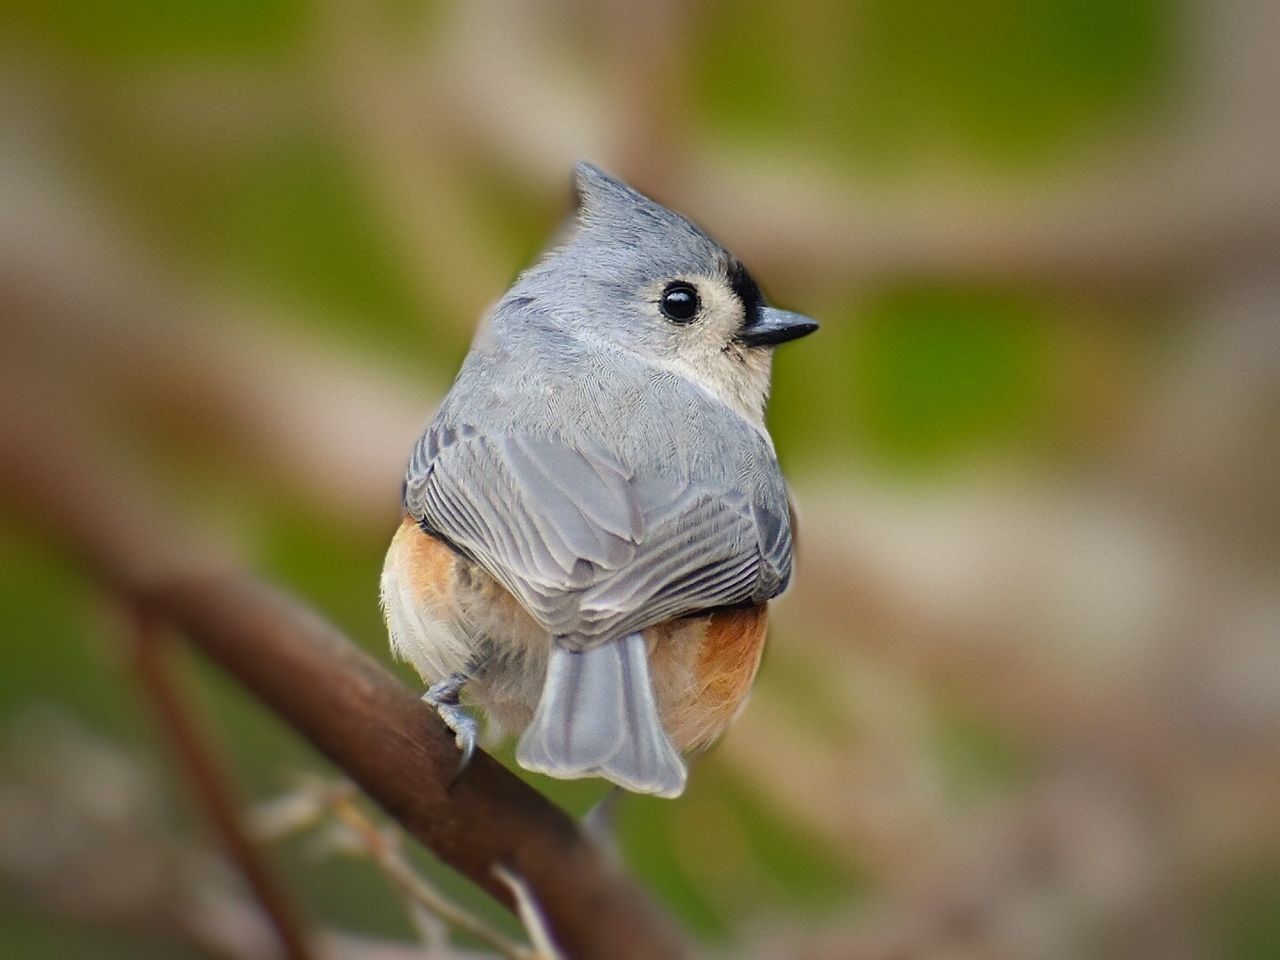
736,307,819,348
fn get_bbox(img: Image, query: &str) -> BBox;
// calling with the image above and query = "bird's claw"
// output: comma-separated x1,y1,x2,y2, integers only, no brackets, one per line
423,673,476,785
439,701,477,782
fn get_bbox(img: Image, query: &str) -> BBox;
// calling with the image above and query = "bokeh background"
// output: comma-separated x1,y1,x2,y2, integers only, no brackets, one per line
3,1,1278,957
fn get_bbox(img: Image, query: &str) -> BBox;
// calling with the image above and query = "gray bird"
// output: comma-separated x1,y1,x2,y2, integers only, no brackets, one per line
381,162,816,797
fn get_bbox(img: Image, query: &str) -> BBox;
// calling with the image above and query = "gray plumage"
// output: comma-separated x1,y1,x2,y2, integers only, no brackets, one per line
394,163,813,796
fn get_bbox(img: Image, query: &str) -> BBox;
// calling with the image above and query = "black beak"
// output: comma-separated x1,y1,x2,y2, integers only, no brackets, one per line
736,307,819,348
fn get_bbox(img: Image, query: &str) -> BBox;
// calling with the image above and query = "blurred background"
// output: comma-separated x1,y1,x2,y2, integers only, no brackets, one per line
2,0,1278,957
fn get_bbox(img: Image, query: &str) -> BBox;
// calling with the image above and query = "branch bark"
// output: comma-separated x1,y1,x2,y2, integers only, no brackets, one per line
0,411,689,960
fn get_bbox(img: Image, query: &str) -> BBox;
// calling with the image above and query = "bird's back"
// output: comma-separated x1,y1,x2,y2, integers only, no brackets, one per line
411,308,794,637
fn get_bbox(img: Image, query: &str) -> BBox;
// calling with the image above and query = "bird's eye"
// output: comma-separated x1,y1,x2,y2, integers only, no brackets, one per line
659,282,700,323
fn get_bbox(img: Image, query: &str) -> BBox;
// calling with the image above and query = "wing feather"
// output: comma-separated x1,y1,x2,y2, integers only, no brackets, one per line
405,424,791,642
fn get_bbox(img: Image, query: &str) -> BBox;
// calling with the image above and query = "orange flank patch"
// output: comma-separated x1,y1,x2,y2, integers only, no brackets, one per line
392,516,457,607
662,604,768,752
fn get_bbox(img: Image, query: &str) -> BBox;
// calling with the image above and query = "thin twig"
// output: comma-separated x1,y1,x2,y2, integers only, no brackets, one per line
327,793,541,960
494,864,565,960
131,612,317,960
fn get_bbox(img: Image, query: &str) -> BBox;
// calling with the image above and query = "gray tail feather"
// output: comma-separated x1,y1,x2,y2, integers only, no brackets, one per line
516,634,687,797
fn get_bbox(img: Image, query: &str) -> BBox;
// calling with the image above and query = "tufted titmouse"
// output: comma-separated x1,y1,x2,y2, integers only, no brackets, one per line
380,163,816,797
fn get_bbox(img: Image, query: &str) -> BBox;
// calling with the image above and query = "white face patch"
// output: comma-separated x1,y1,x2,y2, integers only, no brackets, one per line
642,273,774,430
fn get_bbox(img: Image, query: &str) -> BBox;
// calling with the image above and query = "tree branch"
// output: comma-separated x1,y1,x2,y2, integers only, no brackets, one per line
0,412,689,960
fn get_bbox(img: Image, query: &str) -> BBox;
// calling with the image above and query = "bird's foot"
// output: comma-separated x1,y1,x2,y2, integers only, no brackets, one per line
423,673,477,781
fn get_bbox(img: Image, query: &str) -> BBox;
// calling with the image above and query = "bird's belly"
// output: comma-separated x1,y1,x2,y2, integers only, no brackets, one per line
381,517,767,752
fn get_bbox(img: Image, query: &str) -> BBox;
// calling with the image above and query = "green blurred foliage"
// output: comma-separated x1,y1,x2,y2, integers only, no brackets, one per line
852,287,1050,468
0,909,186,960
770,288,1052,475
92,118,442,361
1215,868,1280,960
6,0,306,65
696,0,1172,171
0,535,145,743
933,704,1034,799
9,1,1263,957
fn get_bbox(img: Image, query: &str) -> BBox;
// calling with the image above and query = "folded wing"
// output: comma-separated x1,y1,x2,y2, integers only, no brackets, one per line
404,427,791,643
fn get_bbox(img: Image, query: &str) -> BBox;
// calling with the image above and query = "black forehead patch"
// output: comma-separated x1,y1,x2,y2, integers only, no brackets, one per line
726,259,764,327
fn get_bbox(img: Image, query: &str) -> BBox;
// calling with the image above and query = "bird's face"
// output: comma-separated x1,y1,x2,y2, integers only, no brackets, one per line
625,256,816,427
518,163,818,426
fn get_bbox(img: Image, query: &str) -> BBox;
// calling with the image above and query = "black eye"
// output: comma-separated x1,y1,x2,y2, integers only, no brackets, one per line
659,282,700,323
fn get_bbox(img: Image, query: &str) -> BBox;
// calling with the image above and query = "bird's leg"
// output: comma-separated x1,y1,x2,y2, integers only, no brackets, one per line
423,672,477,778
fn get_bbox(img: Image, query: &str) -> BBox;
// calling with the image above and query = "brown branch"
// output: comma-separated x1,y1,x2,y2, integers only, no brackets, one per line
0,413,689,960
131,613,316,960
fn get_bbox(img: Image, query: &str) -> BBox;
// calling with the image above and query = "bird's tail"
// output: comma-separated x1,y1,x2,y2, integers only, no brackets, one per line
516,634,687,797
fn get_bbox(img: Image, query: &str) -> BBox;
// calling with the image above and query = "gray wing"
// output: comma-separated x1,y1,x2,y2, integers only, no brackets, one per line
404,426,791,643
576,470,791,633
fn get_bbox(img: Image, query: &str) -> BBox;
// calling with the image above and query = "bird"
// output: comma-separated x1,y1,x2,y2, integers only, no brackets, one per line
380,162,816,797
